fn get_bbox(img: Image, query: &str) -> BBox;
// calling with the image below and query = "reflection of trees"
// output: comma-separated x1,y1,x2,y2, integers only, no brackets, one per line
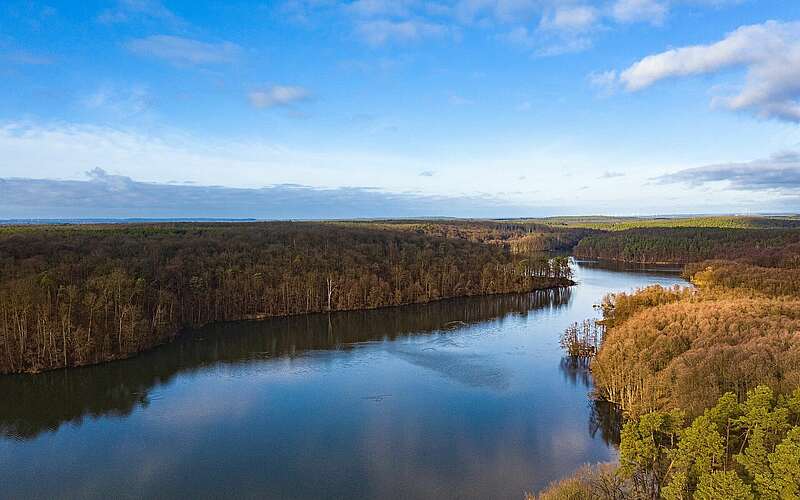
575,259,682,275
589,400,622,446
558,357,592,388
0,288,571,440
558,354,623,447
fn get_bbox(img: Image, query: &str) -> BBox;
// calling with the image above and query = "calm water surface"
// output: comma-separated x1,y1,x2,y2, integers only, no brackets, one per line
0,261,686,499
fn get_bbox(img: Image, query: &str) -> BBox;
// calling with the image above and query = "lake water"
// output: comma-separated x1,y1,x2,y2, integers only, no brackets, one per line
0,261,686,499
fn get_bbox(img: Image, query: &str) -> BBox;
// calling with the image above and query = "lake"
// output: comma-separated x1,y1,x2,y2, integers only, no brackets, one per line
0,261,686,499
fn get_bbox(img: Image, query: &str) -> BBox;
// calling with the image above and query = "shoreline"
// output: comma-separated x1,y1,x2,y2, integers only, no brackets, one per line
7,277,575,376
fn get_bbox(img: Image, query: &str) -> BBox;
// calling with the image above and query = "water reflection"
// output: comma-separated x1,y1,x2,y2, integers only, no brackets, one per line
1,288,571,440
575,259,683,275
590,400,623,446
559,357,593,388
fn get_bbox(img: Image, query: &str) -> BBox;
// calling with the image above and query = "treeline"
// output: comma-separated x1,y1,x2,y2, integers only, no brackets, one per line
574,227,800,265
532,215,800,231
0,221,574,374
354,219,593,252
686,260,800,298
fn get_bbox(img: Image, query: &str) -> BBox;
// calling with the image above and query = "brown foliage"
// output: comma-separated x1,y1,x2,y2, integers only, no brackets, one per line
593,295,800,417
686,260,800,298
532,463,625,500
0,221,574,373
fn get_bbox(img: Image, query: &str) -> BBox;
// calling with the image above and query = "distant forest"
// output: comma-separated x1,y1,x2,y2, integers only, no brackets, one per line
0,221,580,373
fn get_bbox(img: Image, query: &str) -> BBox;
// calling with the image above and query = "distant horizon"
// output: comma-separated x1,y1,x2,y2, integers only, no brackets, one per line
2,213,799,225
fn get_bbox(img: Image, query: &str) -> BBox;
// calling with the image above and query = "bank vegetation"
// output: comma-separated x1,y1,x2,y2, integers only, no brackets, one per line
0,221,578,373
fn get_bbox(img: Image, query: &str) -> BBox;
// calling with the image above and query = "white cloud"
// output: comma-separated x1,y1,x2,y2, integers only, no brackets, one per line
588,70,618,95
83,85,152,117
98,0,184,26
125,35,241,65
248,86,311,108
283,0,748,54
346,0,416,18
355,19,449,46
500,4,598,56
611,0,667,25
453,0,539,25
617,20,800,122
540,5,598,32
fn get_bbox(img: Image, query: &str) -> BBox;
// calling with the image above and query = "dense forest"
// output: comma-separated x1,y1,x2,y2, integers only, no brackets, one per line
574,227,800,265
0,221,578,374
543,218,800,499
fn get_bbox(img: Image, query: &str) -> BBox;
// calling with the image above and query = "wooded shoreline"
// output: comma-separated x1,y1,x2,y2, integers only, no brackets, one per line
0,221,580,374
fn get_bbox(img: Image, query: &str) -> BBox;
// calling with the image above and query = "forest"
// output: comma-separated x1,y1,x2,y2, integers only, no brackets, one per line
0,221,579,374
543,217,800,499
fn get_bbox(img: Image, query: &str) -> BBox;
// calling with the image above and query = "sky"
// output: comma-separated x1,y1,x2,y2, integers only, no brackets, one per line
1,0,800,218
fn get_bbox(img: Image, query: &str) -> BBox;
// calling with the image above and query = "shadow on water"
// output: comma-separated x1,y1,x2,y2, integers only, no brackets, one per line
0,287,572,440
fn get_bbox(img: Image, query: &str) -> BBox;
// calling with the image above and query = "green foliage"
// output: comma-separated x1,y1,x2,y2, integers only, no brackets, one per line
519,216,800,231
693,471,754,500
574,227,800,266
662,415,726,498
766,428,800,499
618,410,683,498
542,388,800,499
615,388,800,500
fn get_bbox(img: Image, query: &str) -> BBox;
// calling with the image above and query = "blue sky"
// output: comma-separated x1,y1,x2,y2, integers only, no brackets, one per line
1,0,800,218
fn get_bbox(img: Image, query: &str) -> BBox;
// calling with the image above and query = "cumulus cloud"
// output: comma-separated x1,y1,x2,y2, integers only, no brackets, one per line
656,151,800,191
0,169,533,219
125,35,241,65
248,85,311,108
600,171,626,179
616,20,800,122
